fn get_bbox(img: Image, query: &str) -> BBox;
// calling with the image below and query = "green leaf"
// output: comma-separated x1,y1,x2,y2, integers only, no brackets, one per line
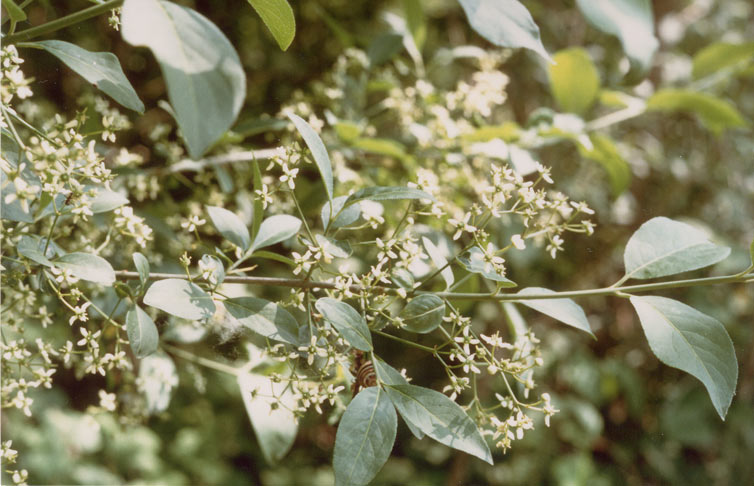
403,0,426,51
367,33,404,67
352,138,408,160
334,121,363,143
315,298,373,351
133,252,150,287
315,234,352,259
577,133,632,196
238,372,298,464
90,189,129,214
548,48,600,115
647,89,749,135
322,195,361,230
126,305,160,358
55,253,116,286
421,237,454,289
247,0,296,50
333,387,397,486
692,42,754,80
288,113,333,202
384,384,493,464
33,40,144,113
17,235,53,267
344,186,434,207
458,0,551,63
250,215,302,252
630,296,737,419
458,247,517,286
121,0,246,158
399,294,445,334
2,0,26,21
206,205,251,251
516,287,594,337
623,217,731,280
143,279,216,320
224,297,300,345
249,250,295,267
372,360,424,439
575,0,658,78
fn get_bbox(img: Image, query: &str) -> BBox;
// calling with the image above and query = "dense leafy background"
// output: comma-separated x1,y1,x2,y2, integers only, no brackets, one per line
4,0,753,484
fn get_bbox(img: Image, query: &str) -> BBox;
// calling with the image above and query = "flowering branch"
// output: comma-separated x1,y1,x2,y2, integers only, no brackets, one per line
114,270,753,301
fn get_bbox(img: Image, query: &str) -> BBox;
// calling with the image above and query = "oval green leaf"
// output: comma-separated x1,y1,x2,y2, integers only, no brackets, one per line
90,189,129,214
315,298,373,351
2,0,27,22
399,294,445,334
18,235,53,267
548,48,600,115
143,278,216,320
647,89,749,135
333,387,397,486
630,296,737,419
206,205,251,251
238,372,298,464
33,40,144,113
126,304,160,358
247,0,296,51
250,215,302,252
623,217,731,280
384,384,492,464
459,0,551,62
692,42,754,80
55,252,116,286
575,0,658,78
288,113,333,202
515,287,594,337
224,297,300,345
133,252,150,287
372,360,425,439
121,0,246,158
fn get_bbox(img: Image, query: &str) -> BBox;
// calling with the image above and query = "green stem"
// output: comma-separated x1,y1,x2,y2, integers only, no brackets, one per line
373,329,438,353
162,343,241,376
3,0,124,44
114,270,753,301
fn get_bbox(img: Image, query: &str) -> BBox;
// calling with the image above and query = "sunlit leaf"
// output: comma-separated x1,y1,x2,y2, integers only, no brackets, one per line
133,252,150,288
55,253,116,286
126,305,160,358
344,186,434,207
225,297,300,345
143,279,216,320
458,247,517,286
623,217,731,280
647,89,749,135
33,40,144,113
322,195,361,230
372,360,424,439
516,287,594,337
238,372,298,464
250,215,302,252
548,48,600,115
575,0,658,78
288,113,333,202
421,237,454,289
206,205,251,251
121,0,246,158
247,0,296,50
630,296,737,419
459,0,551,62
692,42,754,80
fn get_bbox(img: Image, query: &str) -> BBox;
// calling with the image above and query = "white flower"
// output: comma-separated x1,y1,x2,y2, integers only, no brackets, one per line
69,302,91,326
511,234,526,250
